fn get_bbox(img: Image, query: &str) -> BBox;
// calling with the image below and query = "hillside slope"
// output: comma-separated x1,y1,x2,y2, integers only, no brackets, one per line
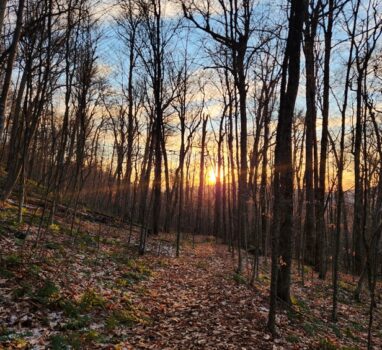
0,200,381,349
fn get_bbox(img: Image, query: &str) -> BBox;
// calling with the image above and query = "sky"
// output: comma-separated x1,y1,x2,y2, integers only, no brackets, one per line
88,0,382,190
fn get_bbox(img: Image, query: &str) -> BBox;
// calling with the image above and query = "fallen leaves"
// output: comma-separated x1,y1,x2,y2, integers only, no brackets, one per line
122,245,271,350
0,209,381,349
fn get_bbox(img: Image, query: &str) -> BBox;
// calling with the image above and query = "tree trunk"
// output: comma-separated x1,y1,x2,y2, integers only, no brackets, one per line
268,0,305,333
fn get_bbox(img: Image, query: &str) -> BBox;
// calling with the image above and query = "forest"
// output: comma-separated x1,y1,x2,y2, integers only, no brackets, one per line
0,0,382,348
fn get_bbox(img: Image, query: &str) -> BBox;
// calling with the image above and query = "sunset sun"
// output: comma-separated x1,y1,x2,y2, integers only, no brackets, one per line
207,168,217,185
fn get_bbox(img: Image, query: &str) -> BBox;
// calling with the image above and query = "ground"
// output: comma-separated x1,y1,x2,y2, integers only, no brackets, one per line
0,201,381,349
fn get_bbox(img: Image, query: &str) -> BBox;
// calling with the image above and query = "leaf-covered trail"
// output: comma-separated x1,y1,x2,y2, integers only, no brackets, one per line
124,242,271,349
1,211,379,349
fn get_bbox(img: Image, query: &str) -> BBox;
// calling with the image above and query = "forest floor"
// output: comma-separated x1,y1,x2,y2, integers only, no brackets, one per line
0,200,381,349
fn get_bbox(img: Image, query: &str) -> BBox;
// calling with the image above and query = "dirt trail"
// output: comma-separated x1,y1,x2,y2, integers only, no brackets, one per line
125,243,271,350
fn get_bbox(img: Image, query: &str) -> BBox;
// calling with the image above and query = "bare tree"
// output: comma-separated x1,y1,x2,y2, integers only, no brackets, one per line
268,0,306,334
